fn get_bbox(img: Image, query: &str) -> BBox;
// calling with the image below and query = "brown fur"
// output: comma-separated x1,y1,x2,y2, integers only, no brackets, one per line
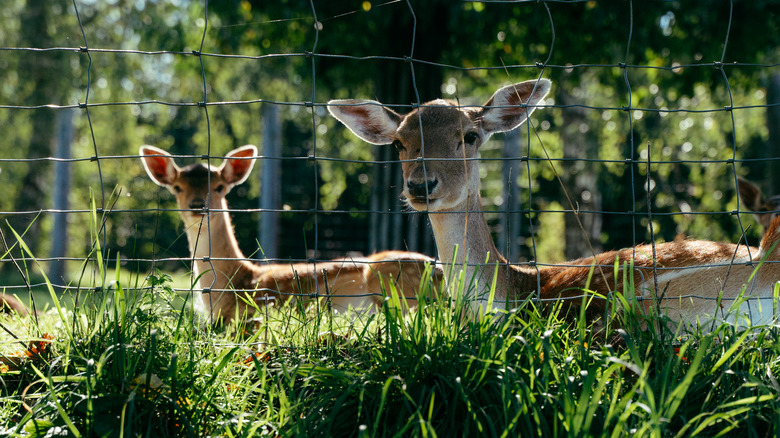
0,294,30,316
329,80,780,327
140,145,441,325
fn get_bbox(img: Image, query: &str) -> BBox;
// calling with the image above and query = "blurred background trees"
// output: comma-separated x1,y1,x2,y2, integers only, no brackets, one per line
0,0,777,289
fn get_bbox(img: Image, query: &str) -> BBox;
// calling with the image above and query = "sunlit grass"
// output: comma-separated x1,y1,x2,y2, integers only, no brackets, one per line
1,212,780,436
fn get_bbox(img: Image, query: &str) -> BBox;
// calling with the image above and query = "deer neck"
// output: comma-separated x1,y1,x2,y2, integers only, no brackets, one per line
184,203,251,292
428,189,521,302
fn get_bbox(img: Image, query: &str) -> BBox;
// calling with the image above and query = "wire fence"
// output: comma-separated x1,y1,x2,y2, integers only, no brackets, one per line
0,1,778,328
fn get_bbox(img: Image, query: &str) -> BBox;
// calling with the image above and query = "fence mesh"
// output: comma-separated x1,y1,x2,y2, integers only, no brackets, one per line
0,0,778,327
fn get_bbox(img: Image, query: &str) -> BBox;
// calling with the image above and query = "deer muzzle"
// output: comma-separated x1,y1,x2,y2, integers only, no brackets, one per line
189,198,207,213
406,178,439,200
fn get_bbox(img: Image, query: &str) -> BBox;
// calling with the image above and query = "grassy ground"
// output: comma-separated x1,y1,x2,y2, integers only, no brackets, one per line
1,208,779,437
1,257,779,438
0,263,193,314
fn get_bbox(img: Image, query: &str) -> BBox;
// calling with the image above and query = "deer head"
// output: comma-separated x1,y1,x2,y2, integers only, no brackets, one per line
139,145,257,230
737,177,780,234
327,79,551,213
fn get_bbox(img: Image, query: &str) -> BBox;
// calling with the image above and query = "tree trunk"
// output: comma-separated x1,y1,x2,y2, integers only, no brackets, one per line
367,2,451,257
498,129,523,263
48,109,75,285
259,104,282,260
767,73,780,194
10,0,68,256
560,88,603,259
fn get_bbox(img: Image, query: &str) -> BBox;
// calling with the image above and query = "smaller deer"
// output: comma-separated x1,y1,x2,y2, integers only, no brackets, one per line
737,177,780,235
0,294,31,316
329,79,780,327
140,145,439,325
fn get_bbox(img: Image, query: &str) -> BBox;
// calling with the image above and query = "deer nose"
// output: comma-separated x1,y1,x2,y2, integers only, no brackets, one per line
189,198,206,210
407,179,438,198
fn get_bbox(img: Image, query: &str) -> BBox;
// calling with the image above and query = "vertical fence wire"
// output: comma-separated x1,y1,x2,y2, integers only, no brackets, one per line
72,0,106,284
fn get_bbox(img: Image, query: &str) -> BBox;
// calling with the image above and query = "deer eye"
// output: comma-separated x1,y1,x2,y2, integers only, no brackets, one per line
173,185,182,194
215,184,225,193
392,140,406,152
464,132,479,145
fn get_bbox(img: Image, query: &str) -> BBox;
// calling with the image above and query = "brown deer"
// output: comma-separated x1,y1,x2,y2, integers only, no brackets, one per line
140,145,440,325
328,79,780,327
737,176,780,235
0,294,30,316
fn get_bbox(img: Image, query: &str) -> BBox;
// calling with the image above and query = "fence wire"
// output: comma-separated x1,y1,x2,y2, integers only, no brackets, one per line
0,0,778,330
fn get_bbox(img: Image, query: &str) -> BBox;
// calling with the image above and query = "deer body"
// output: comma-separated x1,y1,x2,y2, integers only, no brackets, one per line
140,146,439,324
0,294,31,316
328,79,780,326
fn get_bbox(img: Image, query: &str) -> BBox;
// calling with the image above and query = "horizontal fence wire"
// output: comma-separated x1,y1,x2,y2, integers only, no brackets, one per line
0,0,778,336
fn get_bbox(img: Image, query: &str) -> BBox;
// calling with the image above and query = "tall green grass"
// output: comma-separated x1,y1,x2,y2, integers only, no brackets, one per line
1,214,779,436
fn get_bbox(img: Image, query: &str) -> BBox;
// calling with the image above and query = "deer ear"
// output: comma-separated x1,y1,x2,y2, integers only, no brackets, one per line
327,99,403,145
478,79,551,136
737,177,765,212
139,145,180,187
221,145,257,186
